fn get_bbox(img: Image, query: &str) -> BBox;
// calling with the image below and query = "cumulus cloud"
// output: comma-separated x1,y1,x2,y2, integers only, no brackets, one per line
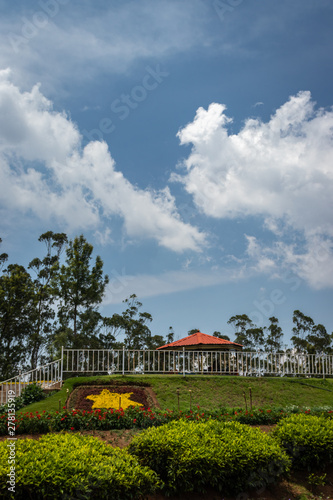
173,92,333,287
0,70,206,252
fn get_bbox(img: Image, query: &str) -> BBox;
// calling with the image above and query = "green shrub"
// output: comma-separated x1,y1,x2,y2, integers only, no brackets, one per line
128,419,290,495
20,383,46,406
0,433,160,499
273,413,333,469
0,383,46,415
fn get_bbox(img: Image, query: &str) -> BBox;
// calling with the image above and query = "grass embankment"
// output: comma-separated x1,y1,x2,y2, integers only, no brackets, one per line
20,375,333,414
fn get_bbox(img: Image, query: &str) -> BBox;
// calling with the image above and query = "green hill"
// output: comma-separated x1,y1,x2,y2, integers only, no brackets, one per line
20,374,333,414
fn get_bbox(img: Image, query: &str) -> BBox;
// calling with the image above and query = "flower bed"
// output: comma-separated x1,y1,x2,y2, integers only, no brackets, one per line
67,385,150,411
1,405,333,436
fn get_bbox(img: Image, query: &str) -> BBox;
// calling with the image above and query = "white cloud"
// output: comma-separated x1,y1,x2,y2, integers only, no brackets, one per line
0,0,212,93
104,266,247,304
0,70,206,252
173,91,333,287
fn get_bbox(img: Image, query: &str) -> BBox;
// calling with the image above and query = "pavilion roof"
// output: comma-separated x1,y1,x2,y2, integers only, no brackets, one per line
157,331,243,350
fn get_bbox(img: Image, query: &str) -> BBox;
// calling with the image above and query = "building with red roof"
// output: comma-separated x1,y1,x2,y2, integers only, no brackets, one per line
157,331,243,351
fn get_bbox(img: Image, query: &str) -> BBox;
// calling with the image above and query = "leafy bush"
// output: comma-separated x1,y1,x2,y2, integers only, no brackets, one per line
0,383,46,415
20,383,46,406
1,404,333,436
273,413,333,469
0,433,160,499
128,419,290,495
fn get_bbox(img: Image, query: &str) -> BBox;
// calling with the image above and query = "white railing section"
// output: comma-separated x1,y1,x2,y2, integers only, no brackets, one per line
62,348,333,378
0,359,62,406
1,350,332,406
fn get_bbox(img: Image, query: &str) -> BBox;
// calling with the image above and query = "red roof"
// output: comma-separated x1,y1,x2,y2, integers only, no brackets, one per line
157,331,243,350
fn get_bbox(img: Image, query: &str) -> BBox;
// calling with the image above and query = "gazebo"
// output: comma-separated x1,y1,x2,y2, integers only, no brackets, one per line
156,332,242,374
157,331,243,351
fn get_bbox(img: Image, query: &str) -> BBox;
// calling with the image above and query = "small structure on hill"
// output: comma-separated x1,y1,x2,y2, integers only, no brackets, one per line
157,331,243,352
157,331,242,374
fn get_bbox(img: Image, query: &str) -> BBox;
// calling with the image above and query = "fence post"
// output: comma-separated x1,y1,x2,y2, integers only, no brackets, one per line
60,346,64,387
258,352,261,377
122,346,125,376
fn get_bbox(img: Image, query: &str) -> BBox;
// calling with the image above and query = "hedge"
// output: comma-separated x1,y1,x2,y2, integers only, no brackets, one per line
273,413,333,469
128,419,291,495
0,433,160,499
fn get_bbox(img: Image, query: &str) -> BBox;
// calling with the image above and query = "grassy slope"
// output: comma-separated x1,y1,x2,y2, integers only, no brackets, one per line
20,375,333,414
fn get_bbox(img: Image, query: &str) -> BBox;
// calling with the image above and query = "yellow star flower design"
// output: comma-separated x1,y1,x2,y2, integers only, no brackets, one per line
86,389,143,410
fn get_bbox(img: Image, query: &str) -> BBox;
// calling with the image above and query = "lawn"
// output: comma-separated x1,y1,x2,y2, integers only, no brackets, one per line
20,374,333,414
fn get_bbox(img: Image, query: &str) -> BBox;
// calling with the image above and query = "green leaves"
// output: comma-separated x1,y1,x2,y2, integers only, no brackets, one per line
273,413,333,469
0,264,37,378
0,433,160,499
129,419,291,495
51,234,109,350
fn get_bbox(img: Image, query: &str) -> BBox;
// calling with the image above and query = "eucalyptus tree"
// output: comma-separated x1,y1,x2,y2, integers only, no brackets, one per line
213,331,231,341
264,316,283,353
0,237,8,271
166,326,175,344
0,264,37,379
306,324,333,354
52,235,109,349
291,310,315,353
120,294,153,349
28,232,68,368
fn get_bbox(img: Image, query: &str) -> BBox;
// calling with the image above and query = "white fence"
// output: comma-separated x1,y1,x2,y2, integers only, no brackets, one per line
62,348,333,378
1,349,332,406
0,359,62,405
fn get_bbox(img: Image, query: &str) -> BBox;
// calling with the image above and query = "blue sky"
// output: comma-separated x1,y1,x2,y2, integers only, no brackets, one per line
0,0,332,345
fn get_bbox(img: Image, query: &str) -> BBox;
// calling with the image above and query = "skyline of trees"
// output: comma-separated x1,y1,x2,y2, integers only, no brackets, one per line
0,233,333,379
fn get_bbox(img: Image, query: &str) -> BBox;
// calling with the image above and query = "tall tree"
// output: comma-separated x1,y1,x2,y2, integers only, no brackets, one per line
188,328,200,335
227,314,254,349
120,295,153,349
0,264,37,379
0,237,8,271
306,324,333,354
291,310,314,352
228,314,265,351
264,316,283,353
28,231,68,368
166,326,175,344
213,331,231,341
52,235,109,349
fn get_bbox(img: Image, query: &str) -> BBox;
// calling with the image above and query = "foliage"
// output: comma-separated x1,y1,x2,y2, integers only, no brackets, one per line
307,472,327,487
28,232,67,368
265,316,283,352
2,401,333,436
0,383,47,414
273,413,333,469
19,383,46,406
291,309,333,354
213,331,230,340
0,237,8,271
100,294,161,350
227,314,265,350
187,328,200,335
0,264,37,379
51,234,109,350
0,433,160,499
128,419,290,495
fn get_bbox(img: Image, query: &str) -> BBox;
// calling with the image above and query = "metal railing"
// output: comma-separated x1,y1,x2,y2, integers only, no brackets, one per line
0,359,62,406
1,349,332,406
62,348,333,378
